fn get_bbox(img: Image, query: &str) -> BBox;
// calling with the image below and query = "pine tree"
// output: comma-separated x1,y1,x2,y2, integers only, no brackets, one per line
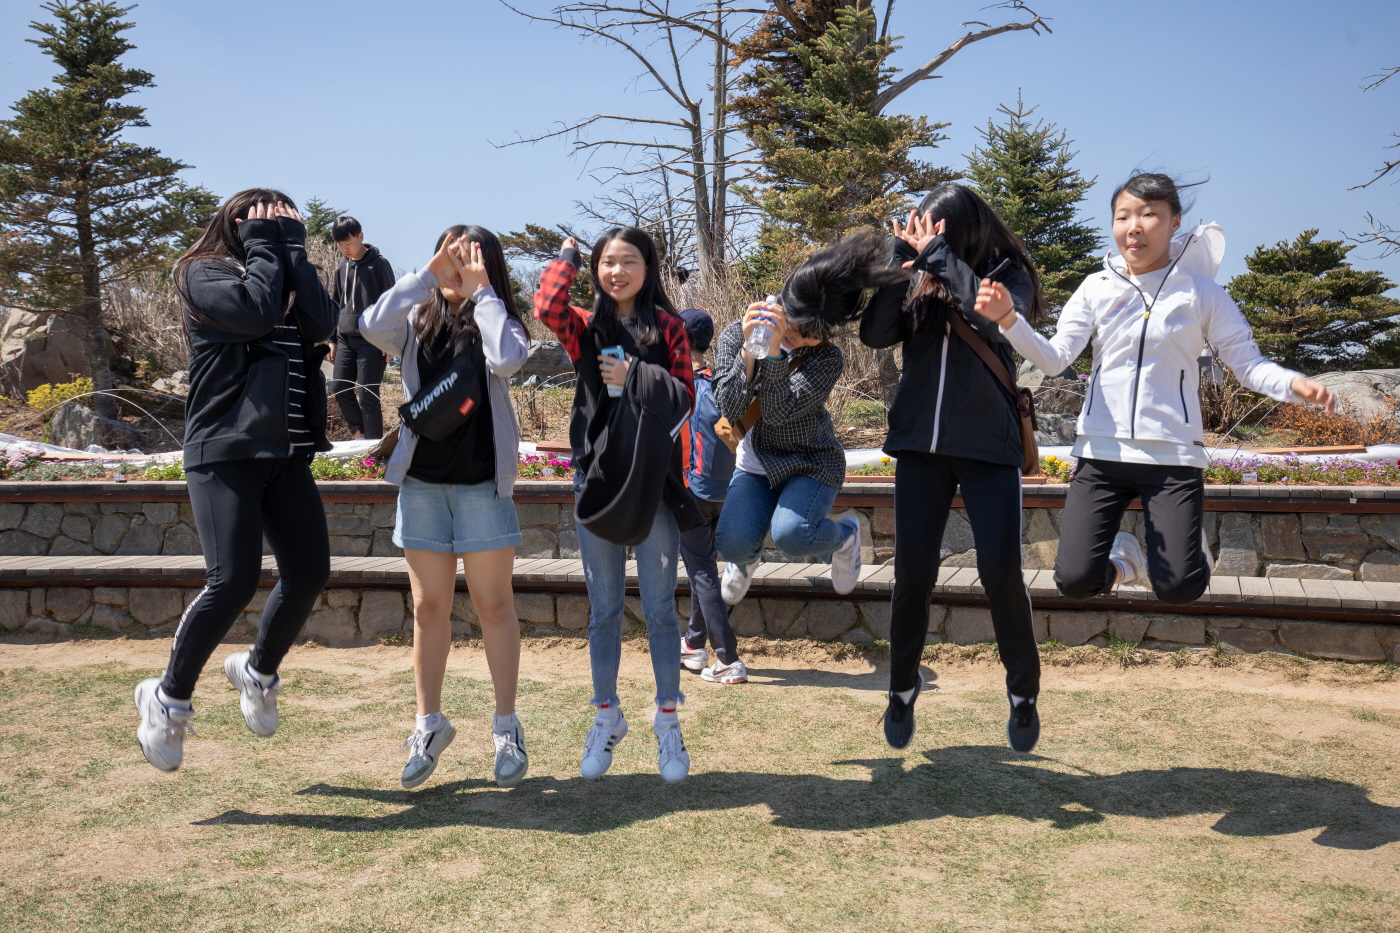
964,94,1101,327
732,6,957,244
501,223,595,308
302,197,342,245
1226,230,1400,374
0,1,212,416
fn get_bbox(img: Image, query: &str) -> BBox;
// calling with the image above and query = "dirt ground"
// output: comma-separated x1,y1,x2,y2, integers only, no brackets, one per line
1,637,1398,932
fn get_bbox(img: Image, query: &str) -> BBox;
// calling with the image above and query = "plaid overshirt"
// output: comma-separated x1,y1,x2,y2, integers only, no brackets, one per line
712,320,846,488
532,255,694,406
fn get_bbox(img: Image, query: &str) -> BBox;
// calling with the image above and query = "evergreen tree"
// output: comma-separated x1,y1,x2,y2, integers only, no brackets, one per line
501,223,594,308
964,94,1101,327
1226,230,1400,374
302,197,342,245
0,2,211,415
732,6,957,244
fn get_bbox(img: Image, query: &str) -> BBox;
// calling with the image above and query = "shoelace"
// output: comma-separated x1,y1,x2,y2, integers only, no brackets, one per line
162,708,196,738
656,723,684,759
493,730,526,765
401,729,432,759
583,720,615,755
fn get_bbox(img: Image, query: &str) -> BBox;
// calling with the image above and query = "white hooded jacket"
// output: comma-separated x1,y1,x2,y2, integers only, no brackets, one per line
1000,224,1303,468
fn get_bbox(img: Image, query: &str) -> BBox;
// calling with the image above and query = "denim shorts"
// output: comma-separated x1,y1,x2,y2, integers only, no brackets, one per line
393,476,522,554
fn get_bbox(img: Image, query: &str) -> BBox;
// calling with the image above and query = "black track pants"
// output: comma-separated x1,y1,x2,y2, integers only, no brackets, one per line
331,333,388,439
679,496,737,665
1054,458,1208,605
161,456,331,699
889,452,1040,699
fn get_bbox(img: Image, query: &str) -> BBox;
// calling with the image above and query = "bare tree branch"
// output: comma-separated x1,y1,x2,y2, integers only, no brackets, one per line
1362,65,1400,92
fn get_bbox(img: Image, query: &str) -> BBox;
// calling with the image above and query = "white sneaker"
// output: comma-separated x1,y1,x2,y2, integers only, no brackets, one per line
134,678,194,772
401,717,456,789
680,638,708,672
223,651,279,737
580,709,628,779
655,712,690,783
721,561,758,605
492,718,529,788
1110,532,1147,588
701,658,748,684
831,514,862,595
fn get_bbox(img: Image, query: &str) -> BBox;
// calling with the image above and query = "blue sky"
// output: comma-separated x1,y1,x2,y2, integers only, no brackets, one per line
1,0,1398,290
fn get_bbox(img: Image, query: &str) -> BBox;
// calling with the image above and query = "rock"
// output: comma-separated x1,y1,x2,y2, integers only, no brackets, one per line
859,601,890,640
327,535,368,557
371,529,402,557
245,588,271,613
49,535,95,556
1360,550,1400,582
1145,616,1205,645
941,510,975,558
114,518,162,555
1278,621,1386,661
49,401,140,451
0,503,24,530
558,530,579,559
162,523,201,555
515,339,574,385
60,514,92,544
1108,614,1150,645
371,503,397,528
93,513,128,552
761,599,803,637
94,586,127,605
556,594,590,630
1209,626,1276,653
128,587,185,626
1034,413,1077,445
947,606,996,645
872,507,894,536
303,607,357,646
90,604,134,631
1215,513,1259,577
1258,514,1305,560
515,503,559,527
29,588,44,617
515,592,554,625
142,502,180,526
325,512,371,536
358,590,406,636
1032,609,1049,643
1361,514,1400,550
1316,369,1400,423
1022,508,1059,570
20,503,63,539
843,627,875,645
0,309,90,392
1302,528,1369,563
1048,611,1107,646
730,601,764,637
928,604,948,637
1263,562,1354,580
0,595,26,630
326,589,359,609
0,529,48,555
798,600,857,641
519,527,558,559
1026,371,1087,416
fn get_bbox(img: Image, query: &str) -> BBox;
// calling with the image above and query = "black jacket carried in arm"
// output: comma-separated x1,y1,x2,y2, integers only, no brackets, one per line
182,216,338,468
861,235,1035,468
575,354,704,545
331,245,395,336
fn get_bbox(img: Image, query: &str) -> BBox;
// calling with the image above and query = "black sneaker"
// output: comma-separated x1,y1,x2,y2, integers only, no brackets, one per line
882,673,923,750
1007,694,1040,753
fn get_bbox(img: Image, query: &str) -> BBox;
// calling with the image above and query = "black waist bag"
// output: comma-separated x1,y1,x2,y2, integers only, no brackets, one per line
399,351,484,442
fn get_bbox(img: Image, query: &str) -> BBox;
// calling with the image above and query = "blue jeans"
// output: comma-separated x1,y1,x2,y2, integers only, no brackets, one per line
576,492,684,709
715,469,850,567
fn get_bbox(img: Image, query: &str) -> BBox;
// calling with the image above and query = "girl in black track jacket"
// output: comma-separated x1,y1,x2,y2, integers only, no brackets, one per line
861,183,1043,756
132,189,336,773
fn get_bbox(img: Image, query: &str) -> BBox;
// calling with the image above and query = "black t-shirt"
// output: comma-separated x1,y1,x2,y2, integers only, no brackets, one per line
407,327,495,485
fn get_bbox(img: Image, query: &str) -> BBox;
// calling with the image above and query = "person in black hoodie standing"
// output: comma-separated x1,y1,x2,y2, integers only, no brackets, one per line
861,184,1043,755
330,216,396,439
132,189,336,772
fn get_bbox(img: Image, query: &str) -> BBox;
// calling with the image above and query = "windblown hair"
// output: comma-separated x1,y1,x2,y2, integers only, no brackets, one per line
588,226,676,347
1111,171,1205,218
779,228,909,341
173,188,296,333
412,225,522,360
903,184,1045,332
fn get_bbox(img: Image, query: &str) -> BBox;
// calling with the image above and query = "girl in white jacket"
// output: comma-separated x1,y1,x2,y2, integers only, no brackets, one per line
972,173,1333,602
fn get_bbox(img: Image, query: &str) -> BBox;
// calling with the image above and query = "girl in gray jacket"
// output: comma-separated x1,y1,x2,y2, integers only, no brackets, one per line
359,227,531,790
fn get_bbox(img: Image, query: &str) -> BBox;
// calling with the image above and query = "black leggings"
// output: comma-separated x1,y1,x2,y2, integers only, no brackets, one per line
889,452,1040,699
331,333,388,438
1054,458,1208,605
161,456,330,699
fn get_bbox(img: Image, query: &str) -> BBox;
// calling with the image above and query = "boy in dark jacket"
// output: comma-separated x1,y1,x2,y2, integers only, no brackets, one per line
330,215,396,439
677,308,746,684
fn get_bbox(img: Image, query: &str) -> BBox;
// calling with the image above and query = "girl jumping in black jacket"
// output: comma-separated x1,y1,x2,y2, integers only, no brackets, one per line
861,184,1044,754
133,190,336,771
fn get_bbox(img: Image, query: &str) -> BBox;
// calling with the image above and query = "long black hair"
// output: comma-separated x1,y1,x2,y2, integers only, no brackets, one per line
779,228,909,341
412,225,523,359
903,184,1045,332
173,187,296,330
587,226,676,346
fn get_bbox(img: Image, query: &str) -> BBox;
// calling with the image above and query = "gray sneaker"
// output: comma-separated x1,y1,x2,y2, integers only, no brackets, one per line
401,718,456,789
493,720,529,788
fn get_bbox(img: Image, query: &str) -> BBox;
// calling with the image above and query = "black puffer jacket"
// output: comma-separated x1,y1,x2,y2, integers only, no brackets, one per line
181,216,338,468
860,236,1035,467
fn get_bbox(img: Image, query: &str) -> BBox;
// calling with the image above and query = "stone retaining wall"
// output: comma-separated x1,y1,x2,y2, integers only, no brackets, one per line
7,584,1398,664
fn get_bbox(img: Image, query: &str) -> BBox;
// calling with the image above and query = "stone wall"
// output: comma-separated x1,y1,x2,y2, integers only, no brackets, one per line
6,584,1398,664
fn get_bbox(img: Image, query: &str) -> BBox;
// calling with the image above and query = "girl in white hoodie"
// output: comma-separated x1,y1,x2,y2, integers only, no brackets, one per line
973,173,1333,602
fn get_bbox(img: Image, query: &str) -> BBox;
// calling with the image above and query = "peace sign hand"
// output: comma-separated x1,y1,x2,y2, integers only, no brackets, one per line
450,238,490,296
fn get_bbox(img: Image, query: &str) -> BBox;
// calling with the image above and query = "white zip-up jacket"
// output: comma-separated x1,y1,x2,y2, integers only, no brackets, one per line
1001,224,1303,468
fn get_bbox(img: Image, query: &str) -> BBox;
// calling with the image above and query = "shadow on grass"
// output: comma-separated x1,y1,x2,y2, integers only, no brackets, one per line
194,744,1398,850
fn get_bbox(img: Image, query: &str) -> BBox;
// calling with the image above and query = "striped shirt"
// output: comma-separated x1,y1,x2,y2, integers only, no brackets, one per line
272,309,314,449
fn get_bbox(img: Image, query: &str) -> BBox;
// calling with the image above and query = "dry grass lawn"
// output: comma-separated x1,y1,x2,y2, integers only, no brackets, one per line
1,636,1398,932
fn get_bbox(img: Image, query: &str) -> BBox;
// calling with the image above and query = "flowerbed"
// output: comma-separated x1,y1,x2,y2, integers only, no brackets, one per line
517,452,572,479
1203,456,1400,486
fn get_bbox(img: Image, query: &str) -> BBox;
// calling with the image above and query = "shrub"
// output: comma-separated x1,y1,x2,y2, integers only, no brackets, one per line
1263,398,1400,447
844,399,887,428
140,460,186,480
1039,454,1074,482
309,454,387,480
517,453,571,478
27,378,95,418
849,456,894,476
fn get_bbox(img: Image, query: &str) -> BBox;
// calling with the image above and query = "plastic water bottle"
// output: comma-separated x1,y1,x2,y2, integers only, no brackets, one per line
744,295,780,359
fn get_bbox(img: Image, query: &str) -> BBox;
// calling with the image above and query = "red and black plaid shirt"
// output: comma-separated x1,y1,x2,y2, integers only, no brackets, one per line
533,256,694,407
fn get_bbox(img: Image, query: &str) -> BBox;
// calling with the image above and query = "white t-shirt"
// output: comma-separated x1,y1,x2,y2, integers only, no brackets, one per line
735,431,766,476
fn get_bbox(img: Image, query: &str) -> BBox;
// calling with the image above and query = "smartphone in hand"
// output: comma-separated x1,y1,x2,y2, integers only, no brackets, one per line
600,346,625,398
